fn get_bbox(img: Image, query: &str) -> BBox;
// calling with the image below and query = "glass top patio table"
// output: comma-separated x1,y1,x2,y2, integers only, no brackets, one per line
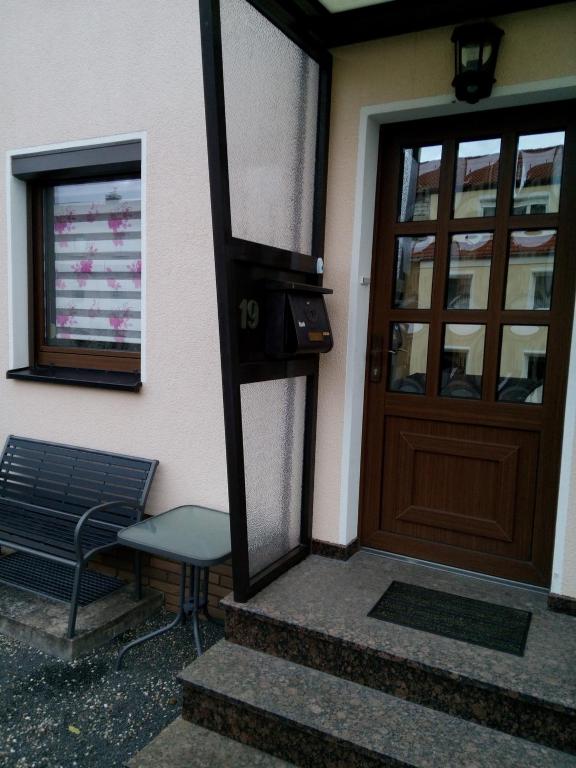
117,505,231,567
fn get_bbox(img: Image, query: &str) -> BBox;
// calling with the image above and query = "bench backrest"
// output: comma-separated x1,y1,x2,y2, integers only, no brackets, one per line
0,436,158,527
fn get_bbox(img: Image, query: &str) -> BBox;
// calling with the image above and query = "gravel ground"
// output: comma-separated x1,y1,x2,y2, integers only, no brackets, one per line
0,609,224,768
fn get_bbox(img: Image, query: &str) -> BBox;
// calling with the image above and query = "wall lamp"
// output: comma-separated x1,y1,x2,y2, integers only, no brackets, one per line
451,21,504,104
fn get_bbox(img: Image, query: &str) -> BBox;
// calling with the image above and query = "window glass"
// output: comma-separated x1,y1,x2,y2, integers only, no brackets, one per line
440,324,486,399
398,145,442,222
504,230,556,310
446,233,493,309
387,323,429,395
393,236,435,309
453,138,501,219
513,132,564,216
498,325,548,404
46,179,141,352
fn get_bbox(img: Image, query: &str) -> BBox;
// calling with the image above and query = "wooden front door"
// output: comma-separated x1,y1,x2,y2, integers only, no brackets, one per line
360,103,576,586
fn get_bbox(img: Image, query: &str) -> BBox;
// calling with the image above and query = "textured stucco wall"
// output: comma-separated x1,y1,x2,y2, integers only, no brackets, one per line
2,1,576,596
313,3,576,597
0,0,228,514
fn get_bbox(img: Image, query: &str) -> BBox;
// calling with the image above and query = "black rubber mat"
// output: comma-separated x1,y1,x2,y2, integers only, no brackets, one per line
0,551,125,606
368,580,532,656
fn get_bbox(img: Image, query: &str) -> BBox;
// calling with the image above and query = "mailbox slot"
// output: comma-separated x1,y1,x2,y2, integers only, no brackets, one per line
265,281,333,358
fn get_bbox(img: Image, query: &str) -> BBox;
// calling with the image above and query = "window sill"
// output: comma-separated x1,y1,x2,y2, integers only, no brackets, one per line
6,366,141,392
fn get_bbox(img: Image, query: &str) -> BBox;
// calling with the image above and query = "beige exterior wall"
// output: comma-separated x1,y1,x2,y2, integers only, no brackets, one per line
2,1,576,600
0,0,228,515
313,4,576,596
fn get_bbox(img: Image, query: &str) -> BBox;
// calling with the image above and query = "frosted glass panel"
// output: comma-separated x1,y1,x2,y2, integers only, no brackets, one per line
221,0,319,255
241,377,306,577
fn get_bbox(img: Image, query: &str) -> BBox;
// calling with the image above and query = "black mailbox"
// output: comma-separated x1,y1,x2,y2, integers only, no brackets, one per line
264,280,333,358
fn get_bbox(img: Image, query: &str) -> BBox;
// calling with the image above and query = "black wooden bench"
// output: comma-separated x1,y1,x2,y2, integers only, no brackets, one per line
0,436,158,638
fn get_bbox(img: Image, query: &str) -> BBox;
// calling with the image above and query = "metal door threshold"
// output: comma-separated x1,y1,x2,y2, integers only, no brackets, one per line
361,547,549,595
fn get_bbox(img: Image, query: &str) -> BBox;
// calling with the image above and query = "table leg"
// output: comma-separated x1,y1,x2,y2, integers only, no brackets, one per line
116,562,187,671
191,565,203,657
188,563,194,617
202,567,209,612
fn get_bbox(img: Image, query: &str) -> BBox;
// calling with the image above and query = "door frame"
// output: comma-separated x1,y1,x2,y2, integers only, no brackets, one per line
338,76,576,592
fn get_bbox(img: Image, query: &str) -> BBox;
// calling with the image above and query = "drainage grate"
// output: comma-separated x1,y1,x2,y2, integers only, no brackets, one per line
0,552,126,607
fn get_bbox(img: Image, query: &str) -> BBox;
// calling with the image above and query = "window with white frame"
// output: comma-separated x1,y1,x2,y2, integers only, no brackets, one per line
11,141,141,377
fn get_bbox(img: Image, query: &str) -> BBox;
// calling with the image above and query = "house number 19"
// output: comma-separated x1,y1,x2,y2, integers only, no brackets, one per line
239,299,259,330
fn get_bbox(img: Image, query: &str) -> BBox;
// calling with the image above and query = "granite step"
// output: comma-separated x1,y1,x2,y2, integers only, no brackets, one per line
222,552,576,753
179,640,576,768
127,717,295,768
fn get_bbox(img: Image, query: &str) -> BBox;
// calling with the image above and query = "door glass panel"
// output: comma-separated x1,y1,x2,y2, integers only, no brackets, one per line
221,0,319,255
440,324,486,399
446,233,493,310
388,322,429,395
393,236,435,308
398,145,442,222
453,138,501,219
498,325,548,403
513,132,565,216
504,230,556,310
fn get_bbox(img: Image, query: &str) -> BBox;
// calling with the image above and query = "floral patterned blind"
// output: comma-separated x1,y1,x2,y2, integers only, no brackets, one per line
47,178,141,352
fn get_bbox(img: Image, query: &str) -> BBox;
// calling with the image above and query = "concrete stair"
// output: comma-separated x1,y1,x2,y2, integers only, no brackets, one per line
178,640,576,767
128,551,576,766
127,717,295,768
223,552,576,754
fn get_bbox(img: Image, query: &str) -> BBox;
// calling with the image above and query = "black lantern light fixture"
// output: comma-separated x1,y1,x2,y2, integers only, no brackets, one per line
451,21,504,104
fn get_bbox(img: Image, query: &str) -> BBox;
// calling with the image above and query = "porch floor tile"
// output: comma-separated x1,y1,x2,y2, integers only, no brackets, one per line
222,551,576,711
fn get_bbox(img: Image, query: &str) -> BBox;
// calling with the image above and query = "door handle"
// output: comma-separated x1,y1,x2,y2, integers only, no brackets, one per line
369,335,383,383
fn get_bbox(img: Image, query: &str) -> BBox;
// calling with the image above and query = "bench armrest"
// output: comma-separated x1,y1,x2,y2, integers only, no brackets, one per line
74,501,143,561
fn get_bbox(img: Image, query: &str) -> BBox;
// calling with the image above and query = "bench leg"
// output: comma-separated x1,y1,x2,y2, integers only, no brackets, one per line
67,563,84,639
134,551,142,601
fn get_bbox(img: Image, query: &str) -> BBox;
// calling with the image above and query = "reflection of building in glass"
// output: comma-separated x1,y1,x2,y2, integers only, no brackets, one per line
389,228,555,403
388,323,429,395
407,140,564,220
447,274,473,309
389,318,548,403
505,230,555,310
393,230,556,315
389,138,562,404
441,324,485,399
394,236,435,308
448,233,493,309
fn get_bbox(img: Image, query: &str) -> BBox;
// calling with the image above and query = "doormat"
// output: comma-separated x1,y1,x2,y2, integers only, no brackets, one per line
368,581,532,656
0,551,125,607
